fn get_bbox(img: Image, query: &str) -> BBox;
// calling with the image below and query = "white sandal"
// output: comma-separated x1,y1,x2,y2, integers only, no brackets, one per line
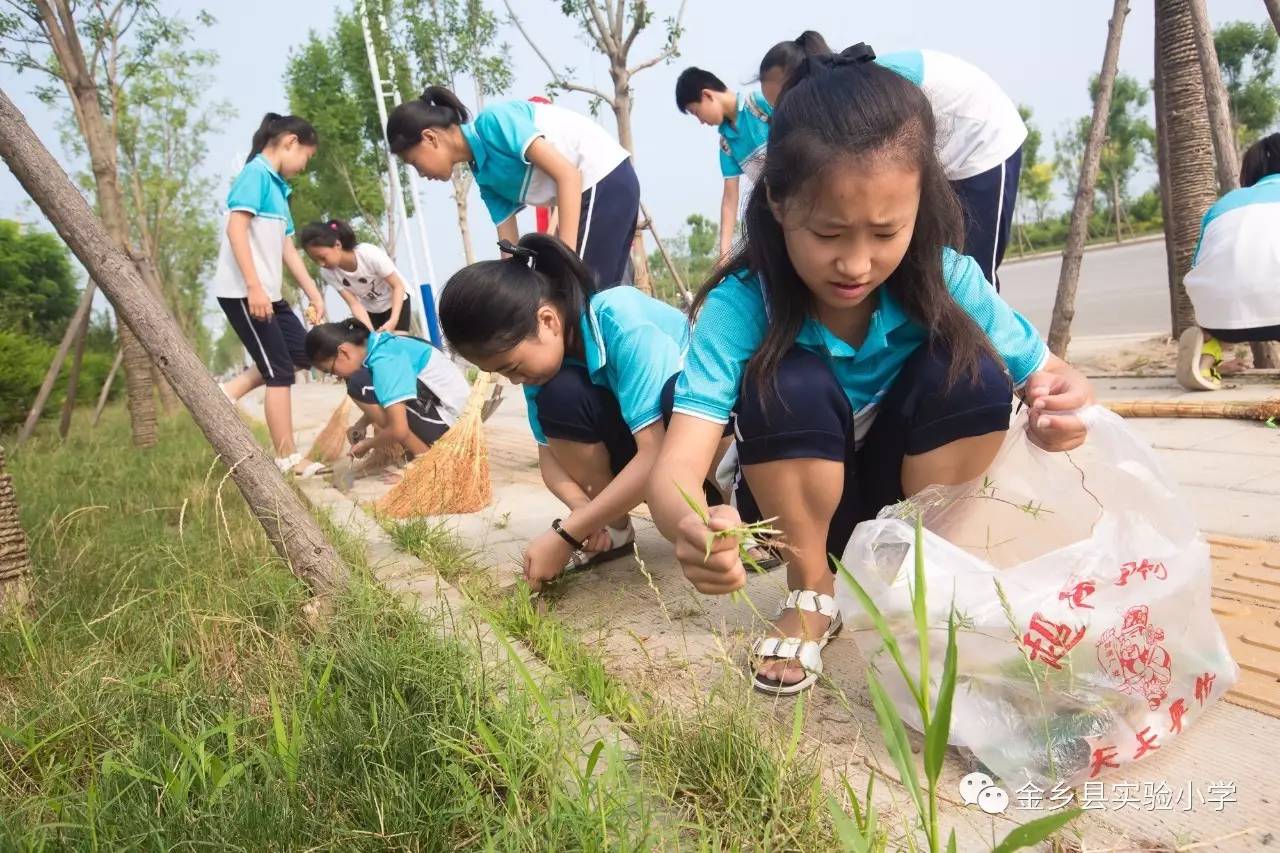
565,521,636,571
275,452,329,479
750,588,843,696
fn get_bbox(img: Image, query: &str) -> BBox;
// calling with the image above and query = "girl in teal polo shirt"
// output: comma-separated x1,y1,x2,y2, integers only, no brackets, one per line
649,48,1096,696
439,233,688,591
386,87,640,288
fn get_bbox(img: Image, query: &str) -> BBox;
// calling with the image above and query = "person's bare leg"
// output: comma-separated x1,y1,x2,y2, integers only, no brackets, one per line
262,385,298,462
546,438,629,530
222,366,264,401
900,432,1005,497
740,457,843,686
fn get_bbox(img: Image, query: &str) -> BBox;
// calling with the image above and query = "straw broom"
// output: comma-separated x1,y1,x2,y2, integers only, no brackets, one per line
376,372,495,518
307,396,352,463
1106,399,1280,421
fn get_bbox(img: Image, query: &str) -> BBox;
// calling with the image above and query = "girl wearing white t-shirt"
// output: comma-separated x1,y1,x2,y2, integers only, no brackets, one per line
300,219,411,332
385,87,640,289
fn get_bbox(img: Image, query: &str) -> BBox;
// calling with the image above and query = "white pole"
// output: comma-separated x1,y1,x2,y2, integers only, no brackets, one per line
375,6,439,293
357,0,420,289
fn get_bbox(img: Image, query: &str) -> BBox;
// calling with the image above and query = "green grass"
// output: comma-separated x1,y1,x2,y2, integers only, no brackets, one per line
388,520,836,851
1,411,666,850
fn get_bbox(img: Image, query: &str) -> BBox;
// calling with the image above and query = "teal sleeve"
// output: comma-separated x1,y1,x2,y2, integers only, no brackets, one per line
944,249,1047,385
602,315,682,434
719,136,742,178
523,385,548,445
226,165,271,215
369,349,419,407
672,277,768,422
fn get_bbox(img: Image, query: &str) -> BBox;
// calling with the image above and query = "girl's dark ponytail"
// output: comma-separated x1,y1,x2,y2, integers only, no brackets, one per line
439,234,599,359
1240,132,1280,187
305,318,370,364
758,30,832,85
247,112,318,163
299,218,357,251
386,86,471,154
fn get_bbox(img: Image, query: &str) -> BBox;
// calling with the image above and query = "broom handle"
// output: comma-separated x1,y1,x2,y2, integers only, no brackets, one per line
1105,399,1280,420
460,371,496,419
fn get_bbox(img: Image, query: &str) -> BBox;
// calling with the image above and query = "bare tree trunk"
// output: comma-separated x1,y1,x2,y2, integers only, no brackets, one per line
131,250,180,413
450,166,476,265
15,281,95,446
1047,0,1131,357
1157,0,1218,338
34,0,156,447
1188,0,1242,189
58,303,91,440
1265,0,1280,37
1112,175,1123,243
93,347,123,427
1154,45,1180,304
0,90,347,597
0,447,33,614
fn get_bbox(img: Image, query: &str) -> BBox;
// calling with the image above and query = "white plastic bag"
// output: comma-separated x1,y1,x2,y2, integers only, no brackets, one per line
835,406,1238,788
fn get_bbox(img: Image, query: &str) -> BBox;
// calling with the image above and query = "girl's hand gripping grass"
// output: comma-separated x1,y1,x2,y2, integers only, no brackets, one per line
674,504,749,594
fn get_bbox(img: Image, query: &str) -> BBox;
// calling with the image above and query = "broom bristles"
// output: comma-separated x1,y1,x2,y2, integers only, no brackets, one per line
376,373,496,518
307,397,352,463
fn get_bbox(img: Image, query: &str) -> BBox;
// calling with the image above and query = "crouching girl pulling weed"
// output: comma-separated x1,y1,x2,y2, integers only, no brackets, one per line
305,321,469,465
439,233,688,590
648,46,1095,696
300,218,411,333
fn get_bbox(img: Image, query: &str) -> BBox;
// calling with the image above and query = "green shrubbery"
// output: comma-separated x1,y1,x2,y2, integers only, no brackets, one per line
0,329,118,430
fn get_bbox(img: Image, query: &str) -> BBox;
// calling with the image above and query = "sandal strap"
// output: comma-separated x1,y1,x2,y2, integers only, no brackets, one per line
751,636,826,674
779,589,838,619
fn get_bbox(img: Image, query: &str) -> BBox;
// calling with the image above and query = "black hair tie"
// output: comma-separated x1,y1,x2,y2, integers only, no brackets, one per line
810,42,877,74
498,239,537,269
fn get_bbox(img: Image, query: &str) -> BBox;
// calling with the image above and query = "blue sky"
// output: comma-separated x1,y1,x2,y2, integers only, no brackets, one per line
1,0,1272,327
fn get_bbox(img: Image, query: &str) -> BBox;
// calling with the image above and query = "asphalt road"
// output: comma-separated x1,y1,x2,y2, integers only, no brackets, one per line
998,238,1172,339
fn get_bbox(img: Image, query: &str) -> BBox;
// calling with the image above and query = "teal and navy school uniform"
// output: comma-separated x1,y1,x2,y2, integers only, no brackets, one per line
718,90,773,181
213,155,309,387
346,332,471,446
524,287,689,472
875,50,1028,286
672,249,1047,555
460,100,640,287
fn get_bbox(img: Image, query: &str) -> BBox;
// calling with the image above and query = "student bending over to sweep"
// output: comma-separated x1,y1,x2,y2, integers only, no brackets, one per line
648,47,1095,697
386,87,640,289
305,321,469,464
299,219,411,333
440,234,688,590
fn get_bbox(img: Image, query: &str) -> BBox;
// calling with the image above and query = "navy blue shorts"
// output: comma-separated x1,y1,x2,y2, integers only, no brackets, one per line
951,145,1022,290
368,296,412,332
578,158,641,289
346,367,450,448
1204,325,1280,344
218,297,309,387
732,344,1013,561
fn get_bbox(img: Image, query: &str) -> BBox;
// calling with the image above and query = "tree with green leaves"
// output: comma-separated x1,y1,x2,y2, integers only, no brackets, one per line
400,0,511,264
1015,105,1054,228
1054,72,1153,241
0,218,78,341
646,212,715,304
285,13,391,247
1214,20,1280,148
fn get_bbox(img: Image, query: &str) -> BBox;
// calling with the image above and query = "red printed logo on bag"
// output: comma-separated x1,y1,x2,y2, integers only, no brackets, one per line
1096,605,1173,710
1022,612,1085,670
1116,559,1168,586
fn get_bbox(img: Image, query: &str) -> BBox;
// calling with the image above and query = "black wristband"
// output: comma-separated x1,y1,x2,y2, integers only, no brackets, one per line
551,518,585,551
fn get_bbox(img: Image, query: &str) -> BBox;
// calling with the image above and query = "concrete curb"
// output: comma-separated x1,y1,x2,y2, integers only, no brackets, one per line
1003,232,1165,266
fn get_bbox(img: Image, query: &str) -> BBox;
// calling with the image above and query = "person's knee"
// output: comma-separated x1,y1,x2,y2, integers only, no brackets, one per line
535,365,595,417
896,344,1012,456
736,349,847,439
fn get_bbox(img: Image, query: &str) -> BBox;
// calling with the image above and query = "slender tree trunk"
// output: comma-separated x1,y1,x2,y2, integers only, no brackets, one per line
1265,0,1280,36
1188,0,1242,189
1154,46,1181,304
93,347,123,427
1047,0,1131,356
1156,0,1218,338
35,0,156,447
0,447,34,614
15,280,95,446
0,90,347,597
58,303,91,440
1112,175,1123,243
450,166,476,265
